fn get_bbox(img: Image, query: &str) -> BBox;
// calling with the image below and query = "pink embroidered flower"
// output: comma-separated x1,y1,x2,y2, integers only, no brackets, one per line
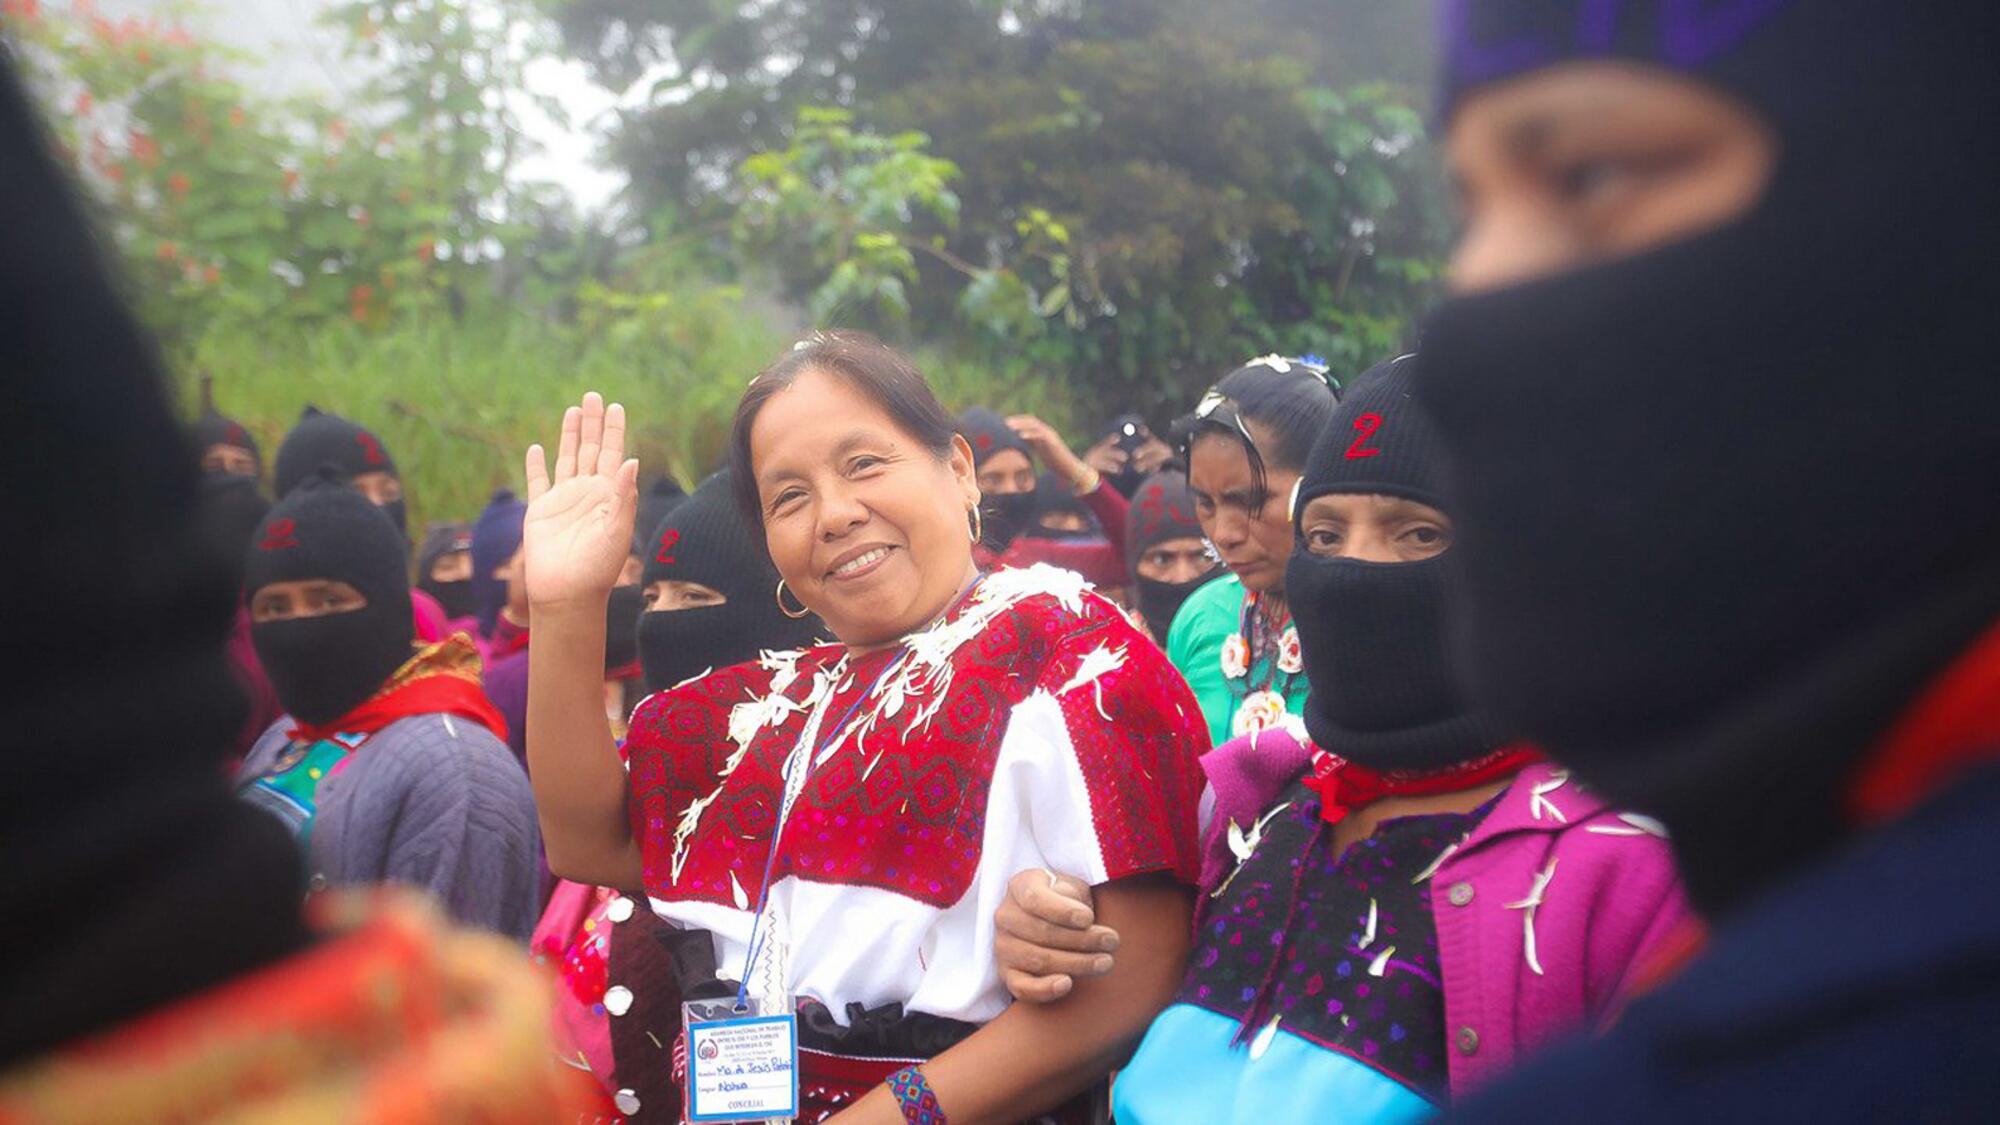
1232,689,1289,737
1276,624,1303,675
1221,633,1250,680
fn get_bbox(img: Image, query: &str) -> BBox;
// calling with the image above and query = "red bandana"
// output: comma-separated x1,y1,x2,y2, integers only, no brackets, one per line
1848,616,2000,826
1302,743,1542,826
288,636,508,744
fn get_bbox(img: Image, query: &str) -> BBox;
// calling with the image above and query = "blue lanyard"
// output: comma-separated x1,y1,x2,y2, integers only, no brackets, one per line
733,649,908,1012
728,573,983,1012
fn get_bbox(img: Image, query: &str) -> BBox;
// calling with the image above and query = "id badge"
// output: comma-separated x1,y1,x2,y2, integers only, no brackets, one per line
682,997,799,1123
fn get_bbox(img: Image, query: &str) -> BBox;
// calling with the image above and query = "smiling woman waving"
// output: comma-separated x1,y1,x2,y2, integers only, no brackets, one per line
521,330,1208,1123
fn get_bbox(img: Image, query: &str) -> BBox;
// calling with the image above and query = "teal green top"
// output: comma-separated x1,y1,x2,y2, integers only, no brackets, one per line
238,735,353,866
1165,573,1311,746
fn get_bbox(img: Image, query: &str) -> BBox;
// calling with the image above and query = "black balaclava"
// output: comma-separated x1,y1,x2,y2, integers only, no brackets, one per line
1285,356,1505,771
1125,469,1219,640
271,405,405,535
1027,471,1100,542
637,471,823,693
198,473,272,579
470,489,527,637
415,521,476,621
0,56,308,1066
632,474,689,558
605,583,644,674
982,490,1039,555
958,406,1036,553
192,409,261,479
245,475,416,727
1421,4,2000,914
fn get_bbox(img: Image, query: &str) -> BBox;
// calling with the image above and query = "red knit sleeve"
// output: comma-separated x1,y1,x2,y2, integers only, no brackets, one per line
1036,597,1210,886
1078,479,1132,572
623,665,767,898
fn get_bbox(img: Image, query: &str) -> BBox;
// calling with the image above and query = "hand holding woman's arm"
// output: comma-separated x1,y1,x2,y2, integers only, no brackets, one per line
995,869,1119,1003
830,874,1191,1125
523,392,644,889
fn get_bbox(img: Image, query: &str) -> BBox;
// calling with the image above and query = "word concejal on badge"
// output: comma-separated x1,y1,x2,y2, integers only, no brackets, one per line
684,1002,799,1124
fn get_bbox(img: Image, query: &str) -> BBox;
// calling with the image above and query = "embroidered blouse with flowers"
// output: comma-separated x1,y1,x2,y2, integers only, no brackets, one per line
620,566,1208,1118
1167,573,1309,746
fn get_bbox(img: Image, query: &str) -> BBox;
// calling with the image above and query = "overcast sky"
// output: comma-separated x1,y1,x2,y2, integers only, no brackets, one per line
97,0,632,210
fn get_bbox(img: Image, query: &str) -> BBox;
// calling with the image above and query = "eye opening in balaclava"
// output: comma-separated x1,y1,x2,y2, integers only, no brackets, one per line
1420,3,2000,914
193,409,262,479
416,521,476,622
244,472,416,727
958,406,1036,554
1125,468,1219,641
1027,471,1099,542
636,470,824,694
1284,355,1505,772
271,406,405,535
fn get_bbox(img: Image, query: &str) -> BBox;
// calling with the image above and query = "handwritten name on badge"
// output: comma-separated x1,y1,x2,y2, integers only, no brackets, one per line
687,1014,799,1123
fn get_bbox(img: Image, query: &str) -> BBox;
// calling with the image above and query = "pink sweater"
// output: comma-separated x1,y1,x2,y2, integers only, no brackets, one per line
1200,732,1692,1101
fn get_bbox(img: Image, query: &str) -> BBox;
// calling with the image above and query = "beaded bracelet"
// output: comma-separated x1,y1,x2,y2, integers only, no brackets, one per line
886,1065,947,1124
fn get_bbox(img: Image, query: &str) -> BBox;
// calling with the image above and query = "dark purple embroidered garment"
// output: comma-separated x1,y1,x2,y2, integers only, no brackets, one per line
1187,776,1495,1101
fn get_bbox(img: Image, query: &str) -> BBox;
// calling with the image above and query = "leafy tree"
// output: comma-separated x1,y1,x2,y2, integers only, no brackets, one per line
549,0,1450,415
734,106,963,324
551,0,1024,208
4,0,560,344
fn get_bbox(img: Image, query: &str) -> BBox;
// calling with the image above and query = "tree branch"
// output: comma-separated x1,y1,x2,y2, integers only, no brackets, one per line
901,233,984,279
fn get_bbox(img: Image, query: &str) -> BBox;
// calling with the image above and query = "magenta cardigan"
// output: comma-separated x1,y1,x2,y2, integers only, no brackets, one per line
1199,731,1692,1101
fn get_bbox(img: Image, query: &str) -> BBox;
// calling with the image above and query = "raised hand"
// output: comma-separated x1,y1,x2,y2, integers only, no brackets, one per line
522,392,639,610
1007,414,1093,491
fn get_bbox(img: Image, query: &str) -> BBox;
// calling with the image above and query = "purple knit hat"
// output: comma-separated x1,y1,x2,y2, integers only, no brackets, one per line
1437,0,1796,120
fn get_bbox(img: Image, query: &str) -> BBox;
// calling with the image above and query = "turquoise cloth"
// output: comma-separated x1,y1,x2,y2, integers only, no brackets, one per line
1115,1003,1437,1125
239,735,354,859
1166,574,1310,745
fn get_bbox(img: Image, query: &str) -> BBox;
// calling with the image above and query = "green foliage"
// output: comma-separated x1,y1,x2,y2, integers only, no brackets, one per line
732,108,1074,340
551,0,1453,417
185,297,781,533
4,0,1443,523
4,2,1094,533
179,292,1074,536
915,348,1078,431
735,107,957,323
5,0,556,346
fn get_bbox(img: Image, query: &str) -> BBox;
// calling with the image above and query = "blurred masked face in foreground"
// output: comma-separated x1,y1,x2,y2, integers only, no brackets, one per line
1418,4,2000,913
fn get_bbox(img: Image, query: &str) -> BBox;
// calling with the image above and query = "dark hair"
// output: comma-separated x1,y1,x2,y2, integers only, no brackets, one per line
728,330,959,530
1174,357,1340,505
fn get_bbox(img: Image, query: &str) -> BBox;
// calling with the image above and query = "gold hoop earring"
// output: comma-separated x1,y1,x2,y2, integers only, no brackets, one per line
968,506,984,545
775,579,811,620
